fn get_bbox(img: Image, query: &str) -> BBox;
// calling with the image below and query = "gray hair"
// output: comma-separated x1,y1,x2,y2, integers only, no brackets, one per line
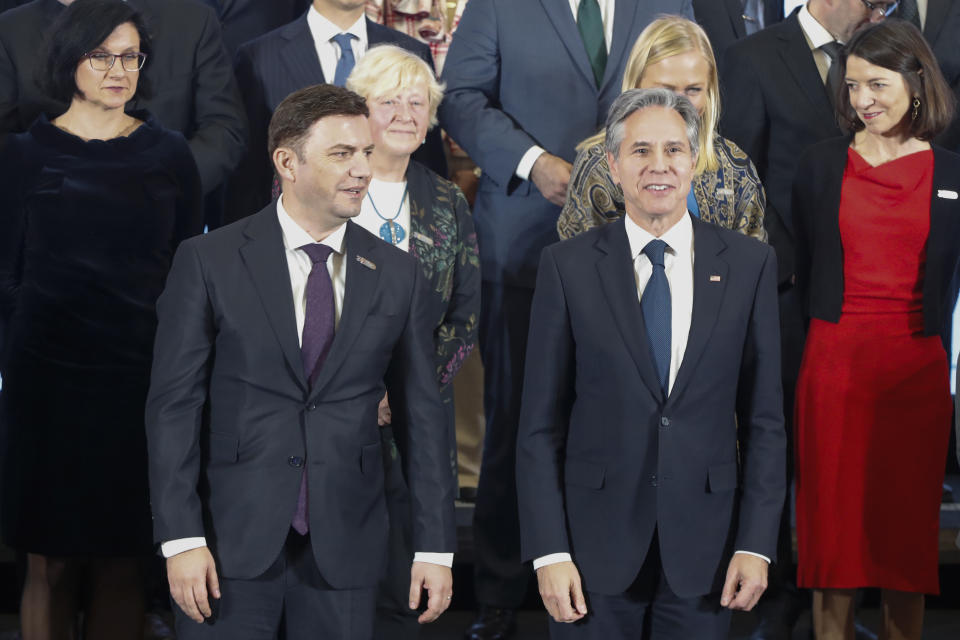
604,88,700,158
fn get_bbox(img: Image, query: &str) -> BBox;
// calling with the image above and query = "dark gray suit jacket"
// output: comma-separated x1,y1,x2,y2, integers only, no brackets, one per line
146,211,457,586
692,0,783,64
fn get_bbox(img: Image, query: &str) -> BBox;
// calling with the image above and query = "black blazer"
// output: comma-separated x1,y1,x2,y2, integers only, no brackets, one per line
793,136,960,344
224,15,447,224
0,0,246,195
915,0,960,151
692,0,783,64
516,216,786,598
145,211,457,586
720,12,843,285
197,0,311,55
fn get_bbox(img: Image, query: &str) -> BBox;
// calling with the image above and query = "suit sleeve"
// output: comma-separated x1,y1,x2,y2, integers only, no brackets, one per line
733,245,787,560
385,261,457,553
516,246,577,562
719,43,769,180
223,43,274,224
438,0,540,187
184,5,247,194
170,133,205,247
791,153,814,319
145,239,216,543
0,33,17,142
435,182,480,387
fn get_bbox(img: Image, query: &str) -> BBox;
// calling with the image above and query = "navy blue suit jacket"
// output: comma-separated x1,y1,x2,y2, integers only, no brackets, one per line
516,216,786,597
438,0,693,288
224,15,447,224
692,0,783,64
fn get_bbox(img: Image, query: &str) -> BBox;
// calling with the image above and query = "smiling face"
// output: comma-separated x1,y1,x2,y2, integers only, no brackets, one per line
607,106,696,230
74,21,140,110
637,50,710,115
367,83,430,161
845,54,913,137
284,114,373,227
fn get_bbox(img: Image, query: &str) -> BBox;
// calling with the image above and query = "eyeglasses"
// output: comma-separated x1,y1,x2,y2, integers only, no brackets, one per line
84,51,147,72
860,0,900,17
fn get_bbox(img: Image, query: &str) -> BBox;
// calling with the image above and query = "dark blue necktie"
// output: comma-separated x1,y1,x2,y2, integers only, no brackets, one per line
641,239,671,397
331,33,356,87
292,243,335,534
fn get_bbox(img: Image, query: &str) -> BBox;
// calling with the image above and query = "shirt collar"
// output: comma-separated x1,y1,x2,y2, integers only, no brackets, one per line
798,3,839,48
624,211,693,262
307,6,368,46
277,195,347,256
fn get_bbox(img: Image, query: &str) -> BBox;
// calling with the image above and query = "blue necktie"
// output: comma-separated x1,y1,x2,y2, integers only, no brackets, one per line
641,239,671,397
331,33,356,87
292,243,336,535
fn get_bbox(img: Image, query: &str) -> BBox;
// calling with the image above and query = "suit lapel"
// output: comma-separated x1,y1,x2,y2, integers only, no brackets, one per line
308,222,381,397
281,16,326,85
600,0,639,90
725,0,748,39
595,220,665,403
778,16,833,119
668,220,727,404
239,208,308,392
540,0,597,90
924,0,948,47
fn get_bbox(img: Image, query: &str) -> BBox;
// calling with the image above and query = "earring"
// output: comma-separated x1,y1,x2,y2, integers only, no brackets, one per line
912,97,921,120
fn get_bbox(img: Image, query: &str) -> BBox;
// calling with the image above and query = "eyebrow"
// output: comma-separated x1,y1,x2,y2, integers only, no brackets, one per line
630,140,687,148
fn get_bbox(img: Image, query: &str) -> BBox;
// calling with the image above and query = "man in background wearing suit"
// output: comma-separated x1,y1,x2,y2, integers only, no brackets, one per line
438,2,694,637
692,0,783,63
0,0,246,213
517,88,785,640
225,0,446,225
198,0,312,56
146,84,456,639
719,2,886,638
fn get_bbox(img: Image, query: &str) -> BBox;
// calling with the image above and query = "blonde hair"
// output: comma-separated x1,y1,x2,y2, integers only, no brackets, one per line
346,44,445,128
582,16,719,173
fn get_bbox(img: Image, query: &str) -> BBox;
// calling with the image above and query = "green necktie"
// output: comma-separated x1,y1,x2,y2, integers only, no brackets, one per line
577,0,607,87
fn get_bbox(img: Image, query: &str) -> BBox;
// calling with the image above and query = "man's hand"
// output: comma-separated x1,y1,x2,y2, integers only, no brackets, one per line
720,553,768,611
167,547,220,623
409,561,453,624
378,392,392,426
530,152,573,206
536,561,587,623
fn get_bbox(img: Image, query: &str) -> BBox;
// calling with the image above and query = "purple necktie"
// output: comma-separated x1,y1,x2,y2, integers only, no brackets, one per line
292,243,335,535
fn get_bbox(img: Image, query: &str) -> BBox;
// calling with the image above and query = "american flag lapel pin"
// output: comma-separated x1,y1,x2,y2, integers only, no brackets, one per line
710,275,722,282
356,255,376,270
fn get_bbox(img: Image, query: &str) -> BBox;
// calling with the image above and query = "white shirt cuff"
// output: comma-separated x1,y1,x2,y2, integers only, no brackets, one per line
413,552,454,567
516,145,547,181
734,550,770,564
161,537,207,558
533,552,572,570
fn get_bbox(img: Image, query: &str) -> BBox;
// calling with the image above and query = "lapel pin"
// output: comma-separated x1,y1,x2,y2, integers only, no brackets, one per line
710,275,722,282
716,188,734,197
356,255,377,270
937,189,958,200
412,231,434,246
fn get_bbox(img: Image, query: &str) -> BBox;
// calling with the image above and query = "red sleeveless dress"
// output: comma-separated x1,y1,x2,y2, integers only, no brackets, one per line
795,148,951,593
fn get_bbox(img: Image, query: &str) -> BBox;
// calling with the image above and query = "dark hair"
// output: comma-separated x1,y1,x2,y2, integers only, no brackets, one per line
40,0,153,104
267,84,370,160
836,19,955,140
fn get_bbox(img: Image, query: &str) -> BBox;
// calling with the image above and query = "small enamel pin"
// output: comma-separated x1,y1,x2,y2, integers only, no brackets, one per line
710,275,722,282
412,231,434,246
716,188,734,197
356,255,377,270
937,189,958,200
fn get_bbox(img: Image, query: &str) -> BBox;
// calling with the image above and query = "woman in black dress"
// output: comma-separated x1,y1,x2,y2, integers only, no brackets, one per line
0,1,202,637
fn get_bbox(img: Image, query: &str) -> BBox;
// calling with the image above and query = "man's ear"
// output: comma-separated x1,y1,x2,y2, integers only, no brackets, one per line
606,149,621,187
273,147,297,184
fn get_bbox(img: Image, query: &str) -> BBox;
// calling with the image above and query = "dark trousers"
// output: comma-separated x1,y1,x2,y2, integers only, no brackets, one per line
173,531,376,640
472,281,534,608
550,534,731,640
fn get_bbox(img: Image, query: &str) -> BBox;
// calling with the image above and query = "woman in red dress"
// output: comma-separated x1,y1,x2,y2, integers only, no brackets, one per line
792,20,960,640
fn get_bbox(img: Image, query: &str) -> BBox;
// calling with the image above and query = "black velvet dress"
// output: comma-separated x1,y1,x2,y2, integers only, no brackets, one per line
0,112,202,555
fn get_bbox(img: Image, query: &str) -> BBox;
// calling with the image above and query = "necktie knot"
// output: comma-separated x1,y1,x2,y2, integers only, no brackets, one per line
331,32,355,52
820,41,842,62
642,239,669,268
299,243,334,266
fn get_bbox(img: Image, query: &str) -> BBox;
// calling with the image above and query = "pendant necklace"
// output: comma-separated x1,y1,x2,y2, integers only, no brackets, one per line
367,183,408,245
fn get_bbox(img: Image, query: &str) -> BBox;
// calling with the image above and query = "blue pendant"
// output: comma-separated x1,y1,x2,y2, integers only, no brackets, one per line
379,220,406,245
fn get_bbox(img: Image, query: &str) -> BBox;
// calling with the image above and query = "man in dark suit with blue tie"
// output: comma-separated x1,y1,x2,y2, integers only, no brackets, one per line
224,0,446,224
146,84,456,639
516,88,786,640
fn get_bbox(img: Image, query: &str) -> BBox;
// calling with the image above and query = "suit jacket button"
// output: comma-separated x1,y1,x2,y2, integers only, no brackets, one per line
307,403,317,411
288,456,304,468
650,474,657,487
660,417,670,427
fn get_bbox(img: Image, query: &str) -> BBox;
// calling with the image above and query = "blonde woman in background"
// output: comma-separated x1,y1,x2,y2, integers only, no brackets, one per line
557,16,766,241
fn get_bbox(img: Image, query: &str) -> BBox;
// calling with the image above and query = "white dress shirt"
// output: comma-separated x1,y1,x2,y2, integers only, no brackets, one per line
516,0,616,181
798,3,842,84
163,197,452,567
533,213,768,570
307,7,368,84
